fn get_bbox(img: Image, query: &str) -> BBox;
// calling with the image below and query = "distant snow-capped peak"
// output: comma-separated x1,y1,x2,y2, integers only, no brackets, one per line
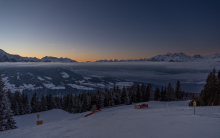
0,49,77,62
96,52,220,62
1,49,220,63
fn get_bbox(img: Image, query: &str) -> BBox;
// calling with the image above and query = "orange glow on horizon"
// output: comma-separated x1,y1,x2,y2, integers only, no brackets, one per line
6,48,218,63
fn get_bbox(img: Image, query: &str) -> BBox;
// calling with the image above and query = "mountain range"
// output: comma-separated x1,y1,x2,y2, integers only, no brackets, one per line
0,49,77,62
0,49,220,62
96,52,220,62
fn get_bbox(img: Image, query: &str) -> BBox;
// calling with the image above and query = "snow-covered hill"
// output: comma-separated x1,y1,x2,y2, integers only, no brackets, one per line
96,52,220,62
1,101,220,138
0,49,77,62
0,65,134,94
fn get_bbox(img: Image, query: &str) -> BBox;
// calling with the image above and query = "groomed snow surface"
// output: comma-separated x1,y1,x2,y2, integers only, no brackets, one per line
1,101,220,138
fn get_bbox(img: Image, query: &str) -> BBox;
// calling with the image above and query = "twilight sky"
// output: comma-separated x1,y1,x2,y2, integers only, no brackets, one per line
0,0,220,62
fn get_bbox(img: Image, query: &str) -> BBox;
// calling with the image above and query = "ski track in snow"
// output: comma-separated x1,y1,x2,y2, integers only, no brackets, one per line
1,101,220,138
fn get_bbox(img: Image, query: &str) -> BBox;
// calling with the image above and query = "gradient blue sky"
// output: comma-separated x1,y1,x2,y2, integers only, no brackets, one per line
0,0,220,62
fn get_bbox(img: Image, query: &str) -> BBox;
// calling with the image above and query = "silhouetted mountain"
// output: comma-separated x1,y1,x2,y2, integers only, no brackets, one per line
0,49,77,62
96,52,220,62
1,49,220,63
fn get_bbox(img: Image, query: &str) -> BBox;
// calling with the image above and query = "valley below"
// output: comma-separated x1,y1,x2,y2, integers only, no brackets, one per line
0,62,219,96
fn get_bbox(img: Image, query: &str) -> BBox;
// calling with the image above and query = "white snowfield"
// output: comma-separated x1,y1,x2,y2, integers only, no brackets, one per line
67,84,94,90
61,72,69,78
43,82,65,90
1,101,220,138
37,76,45,81
44,76,52,80
116,82,134,89
2,77,42,92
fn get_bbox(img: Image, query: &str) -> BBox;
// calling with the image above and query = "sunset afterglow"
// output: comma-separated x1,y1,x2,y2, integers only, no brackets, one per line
0,0,219,62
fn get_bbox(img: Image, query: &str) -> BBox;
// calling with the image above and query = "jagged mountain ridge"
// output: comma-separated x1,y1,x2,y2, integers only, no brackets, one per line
1,49,220,62
0,49,77,62
96,52,220,62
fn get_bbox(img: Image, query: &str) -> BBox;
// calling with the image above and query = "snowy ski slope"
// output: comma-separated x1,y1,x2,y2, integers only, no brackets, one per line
1,101,220,138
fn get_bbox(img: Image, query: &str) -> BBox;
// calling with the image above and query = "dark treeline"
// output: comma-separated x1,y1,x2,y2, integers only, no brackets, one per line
6,81,189,115
190,68,220,106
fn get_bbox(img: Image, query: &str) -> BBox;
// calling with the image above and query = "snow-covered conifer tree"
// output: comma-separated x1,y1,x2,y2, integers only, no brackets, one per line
86,94,91,111
19,103,25,115
146,84,152,101
110,92,115,106
136,84,141,102
23,94,30,114
20,90,26,115
175,80,181,100
96,91,104,109
77,96,82,113
81,93,88,112
46,94,54,110
40,94,47,111
13,101,19,116
141,84,146,102
31,92,38,113
20,90,29,115
0,74,17,131
27,103,32,114
68,93,73,113
121,86,127,104
125,88,130,105
12,91,20,116
166,83,174,101
154,87,160,101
